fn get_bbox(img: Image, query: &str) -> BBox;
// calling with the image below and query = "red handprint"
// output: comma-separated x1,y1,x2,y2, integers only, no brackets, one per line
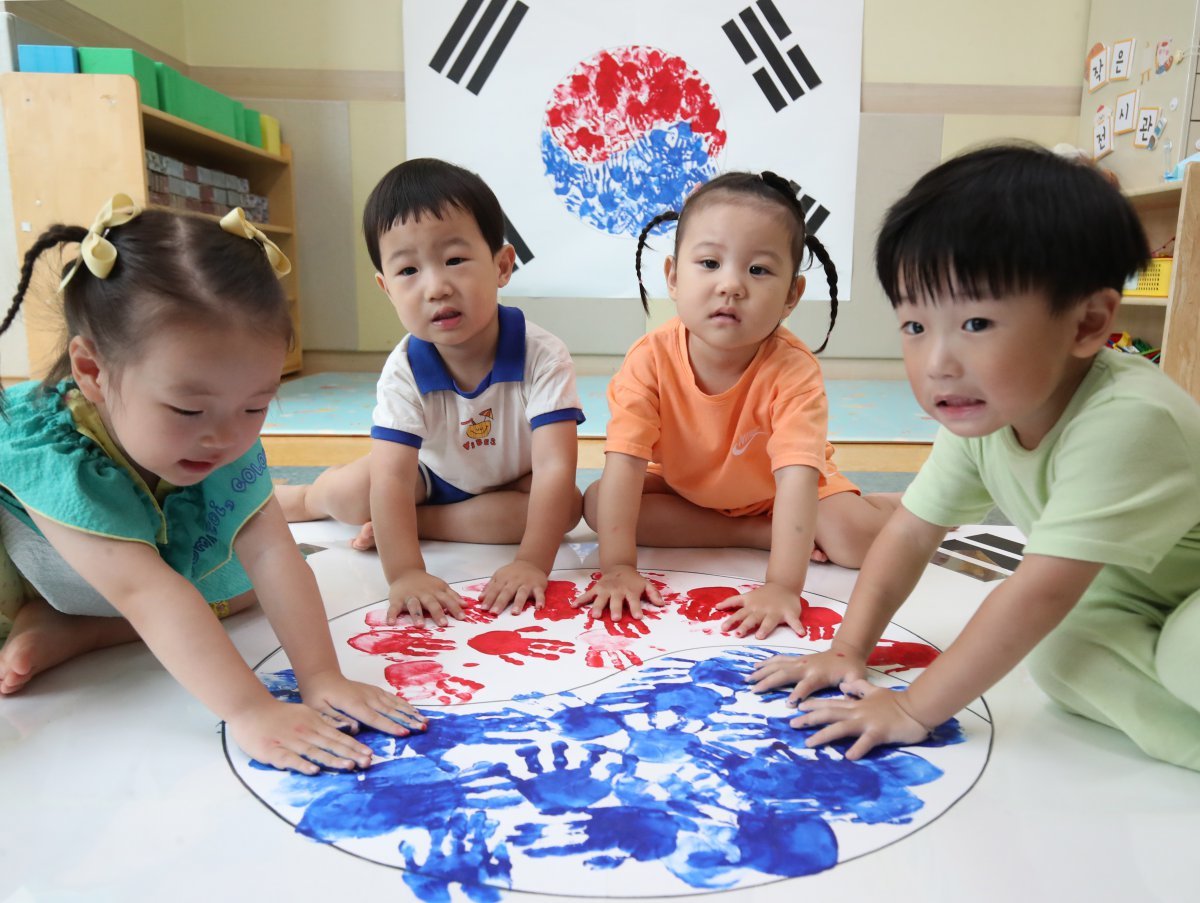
677,586,739,623
458,596,500,625
532,580,586,623
799,598,842,639
579,628,644,670
644,574,681,605
867,639,940,674
384,660,483,704
589,608,660,637
467,625,575,665
347,629,457,658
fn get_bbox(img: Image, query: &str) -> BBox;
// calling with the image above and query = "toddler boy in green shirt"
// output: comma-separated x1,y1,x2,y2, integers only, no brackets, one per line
751,144,1200,770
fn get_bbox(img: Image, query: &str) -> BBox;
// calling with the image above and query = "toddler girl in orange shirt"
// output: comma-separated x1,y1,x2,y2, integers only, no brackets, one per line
579,172,897,637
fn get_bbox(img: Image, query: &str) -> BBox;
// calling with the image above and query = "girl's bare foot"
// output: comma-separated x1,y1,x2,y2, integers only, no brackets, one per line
0,598,139,694
351,521,377,551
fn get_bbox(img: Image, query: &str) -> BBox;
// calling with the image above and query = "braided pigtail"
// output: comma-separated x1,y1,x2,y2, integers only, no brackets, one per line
634,210,679,314
1,224,88,340
804,233,839,353
0,224,90,416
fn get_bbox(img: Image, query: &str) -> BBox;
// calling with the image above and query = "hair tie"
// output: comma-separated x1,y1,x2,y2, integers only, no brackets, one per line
59,193,142,291
219,208,292,277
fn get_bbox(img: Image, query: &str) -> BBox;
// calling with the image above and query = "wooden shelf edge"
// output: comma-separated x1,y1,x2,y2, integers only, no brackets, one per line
1119,295,1169,307
141,104,287,164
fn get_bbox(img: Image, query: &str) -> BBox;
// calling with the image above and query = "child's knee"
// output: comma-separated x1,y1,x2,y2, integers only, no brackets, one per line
582,480,601,529
566,487,585,530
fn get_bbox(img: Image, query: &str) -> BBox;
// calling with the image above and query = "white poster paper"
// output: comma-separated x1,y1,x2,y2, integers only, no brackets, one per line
402,0,864,300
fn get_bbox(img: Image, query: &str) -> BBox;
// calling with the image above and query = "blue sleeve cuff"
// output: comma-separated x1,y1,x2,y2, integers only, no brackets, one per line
531,408,585,429
370,425,423,447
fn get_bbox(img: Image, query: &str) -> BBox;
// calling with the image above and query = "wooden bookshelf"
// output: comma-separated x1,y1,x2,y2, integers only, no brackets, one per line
0,72,302,376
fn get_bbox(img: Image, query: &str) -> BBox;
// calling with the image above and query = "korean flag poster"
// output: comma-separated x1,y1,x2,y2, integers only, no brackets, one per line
402,0,863,301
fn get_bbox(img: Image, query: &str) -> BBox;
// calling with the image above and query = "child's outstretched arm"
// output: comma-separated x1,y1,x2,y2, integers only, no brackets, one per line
234,496,427,731
717,464,819,639
576,451,665,619
792,548,1102,759
481,420,580,614
750,505,944,701
29,511,404,774
370,439,464,626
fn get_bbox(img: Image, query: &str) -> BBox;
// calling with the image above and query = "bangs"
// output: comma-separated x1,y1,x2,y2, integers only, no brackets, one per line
875,143,1149,313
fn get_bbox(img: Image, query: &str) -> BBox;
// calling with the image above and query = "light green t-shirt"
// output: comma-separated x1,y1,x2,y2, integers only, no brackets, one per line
903,350,1200,609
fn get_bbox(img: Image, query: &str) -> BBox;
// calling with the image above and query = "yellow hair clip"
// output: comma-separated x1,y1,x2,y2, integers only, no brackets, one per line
59,193,142,291
219,208,292,277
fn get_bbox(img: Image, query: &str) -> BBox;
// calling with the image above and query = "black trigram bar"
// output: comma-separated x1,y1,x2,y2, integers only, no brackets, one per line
503,213,533,270
429,0,529,96
964,532,1026,557
722,0,822,112
797,193,829,235
940,539,1021,573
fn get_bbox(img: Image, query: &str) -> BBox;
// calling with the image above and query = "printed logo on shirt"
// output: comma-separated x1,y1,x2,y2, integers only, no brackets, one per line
731,428,766,456
461,408,496,450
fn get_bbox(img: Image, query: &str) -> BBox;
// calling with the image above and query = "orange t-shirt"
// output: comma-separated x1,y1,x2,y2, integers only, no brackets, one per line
605,318,856,517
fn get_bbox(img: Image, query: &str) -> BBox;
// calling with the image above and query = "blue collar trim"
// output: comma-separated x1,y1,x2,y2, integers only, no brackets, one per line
407,305,526,396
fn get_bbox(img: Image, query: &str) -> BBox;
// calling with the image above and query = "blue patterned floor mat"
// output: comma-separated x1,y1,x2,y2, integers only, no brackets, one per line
264,373,936,443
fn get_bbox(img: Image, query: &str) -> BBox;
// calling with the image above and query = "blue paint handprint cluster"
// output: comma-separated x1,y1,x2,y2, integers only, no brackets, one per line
246,647,967,901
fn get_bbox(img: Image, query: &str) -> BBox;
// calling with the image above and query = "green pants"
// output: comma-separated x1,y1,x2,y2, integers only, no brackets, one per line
1027,571,1200,771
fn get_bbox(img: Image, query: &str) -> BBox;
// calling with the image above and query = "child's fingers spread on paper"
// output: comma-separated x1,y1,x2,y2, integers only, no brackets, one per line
423,598,448,627
442,591,465,619
754,615,781,640
532,585,546,610
643,582,665,607
714,594,746,611
844,735,882,761
508,587,534,615
802,721,860,751
317,708,360,733
404,598,427,627
626,595,644,620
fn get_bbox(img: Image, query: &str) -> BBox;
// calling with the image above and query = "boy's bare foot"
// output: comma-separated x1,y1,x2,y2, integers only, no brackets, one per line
0,597,139,694
351,521,377,551
810,544,830,563
276,484,321,522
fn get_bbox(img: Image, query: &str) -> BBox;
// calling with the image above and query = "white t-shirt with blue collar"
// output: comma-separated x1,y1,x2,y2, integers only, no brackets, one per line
370,305,584,495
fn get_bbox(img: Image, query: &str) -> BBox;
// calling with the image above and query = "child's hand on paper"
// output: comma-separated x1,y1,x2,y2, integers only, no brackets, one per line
575,565,666,620
480,559,549,615
716,581,804,639
387,569,464,627
790,679,931,760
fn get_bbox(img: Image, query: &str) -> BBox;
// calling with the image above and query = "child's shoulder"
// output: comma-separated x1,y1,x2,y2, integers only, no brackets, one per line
1081,351,1200,430
759,326,822,377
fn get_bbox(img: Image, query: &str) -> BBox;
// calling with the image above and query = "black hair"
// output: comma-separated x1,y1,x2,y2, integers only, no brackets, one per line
634,171,838,353
0,208,292,414
362,157,507,271
875,142,1150,312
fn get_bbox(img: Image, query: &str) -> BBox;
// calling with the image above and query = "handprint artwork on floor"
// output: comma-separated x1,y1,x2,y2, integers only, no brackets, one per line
228,570,990,901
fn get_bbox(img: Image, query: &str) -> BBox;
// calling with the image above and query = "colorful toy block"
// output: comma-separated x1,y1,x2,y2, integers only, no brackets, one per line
242,108,263,148
259,112,281,155
16,44,79,74
78,47,160,108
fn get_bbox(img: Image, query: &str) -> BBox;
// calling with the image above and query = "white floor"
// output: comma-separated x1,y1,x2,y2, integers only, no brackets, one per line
2,521,1197,902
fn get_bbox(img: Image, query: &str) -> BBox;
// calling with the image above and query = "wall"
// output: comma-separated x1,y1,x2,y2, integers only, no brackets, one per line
1075,0,1200,190
0,0,1089,374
